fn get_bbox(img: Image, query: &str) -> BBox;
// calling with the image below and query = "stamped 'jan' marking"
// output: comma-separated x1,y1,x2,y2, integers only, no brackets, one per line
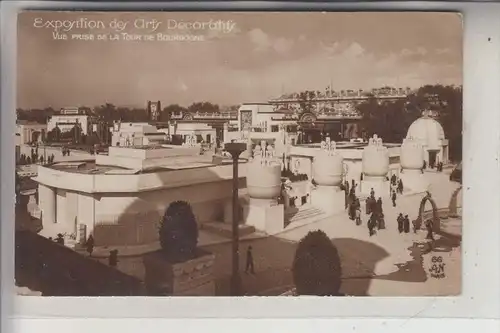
429,256,446,279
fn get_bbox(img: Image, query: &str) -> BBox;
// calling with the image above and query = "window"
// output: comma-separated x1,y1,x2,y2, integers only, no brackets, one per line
271,125,279,132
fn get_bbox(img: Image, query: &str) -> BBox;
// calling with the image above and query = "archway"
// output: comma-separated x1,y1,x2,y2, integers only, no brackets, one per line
298,113,319,143
299,112,317,124
448,186,462,218
416,194,440,232
31,131,40,143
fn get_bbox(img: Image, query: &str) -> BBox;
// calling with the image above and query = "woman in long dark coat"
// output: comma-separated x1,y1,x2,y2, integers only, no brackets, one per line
397,213,404,233
378,212,386,230
403,215,411,233
368,213,377,236
86,235,95,257
425,219,434,240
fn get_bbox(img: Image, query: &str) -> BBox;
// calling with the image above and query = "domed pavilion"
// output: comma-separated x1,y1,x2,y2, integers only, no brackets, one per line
406,110,449,166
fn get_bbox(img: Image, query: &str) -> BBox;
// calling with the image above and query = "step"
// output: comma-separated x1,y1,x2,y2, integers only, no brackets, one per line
286,207,324,220
201,222,256,239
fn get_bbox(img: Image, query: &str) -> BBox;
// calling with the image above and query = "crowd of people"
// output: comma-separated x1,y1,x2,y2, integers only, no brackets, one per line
17,147,55,166
61,147,72,156
423,159,444,172
343,173,435,240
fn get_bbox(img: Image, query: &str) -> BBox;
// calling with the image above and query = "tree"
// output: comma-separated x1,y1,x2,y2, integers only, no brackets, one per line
292,230,342,296
159,201,199,261
187,102,219,114
356,84,462,162
94,103,117,122
297,90,316,114
406,85,462,161
161,104,187,121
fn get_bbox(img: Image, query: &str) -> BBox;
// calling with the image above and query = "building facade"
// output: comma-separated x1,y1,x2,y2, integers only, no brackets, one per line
34,146,246,246
111,121,167,147
48,107,92,135
16,121,48,145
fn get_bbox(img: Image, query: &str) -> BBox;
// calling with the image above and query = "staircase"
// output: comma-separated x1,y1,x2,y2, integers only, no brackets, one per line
284,206,326,229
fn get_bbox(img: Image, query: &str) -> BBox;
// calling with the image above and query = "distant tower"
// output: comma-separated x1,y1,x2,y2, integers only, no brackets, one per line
147,100,160,121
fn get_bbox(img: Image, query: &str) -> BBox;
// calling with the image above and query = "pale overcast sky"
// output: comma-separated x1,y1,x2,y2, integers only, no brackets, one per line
17,11,462,109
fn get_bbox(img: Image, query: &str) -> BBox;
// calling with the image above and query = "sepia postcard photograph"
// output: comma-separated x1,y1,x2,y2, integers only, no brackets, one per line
15,11,463,297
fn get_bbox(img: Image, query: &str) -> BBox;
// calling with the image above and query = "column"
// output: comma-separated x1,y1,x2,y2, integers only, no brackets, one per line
39,184,56,225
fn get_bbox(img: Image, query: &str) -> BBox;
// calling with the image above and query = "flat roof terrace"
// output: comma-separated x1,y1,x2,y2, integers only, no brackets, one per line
36,157,246,194
94,145,205,171
48,154,219,175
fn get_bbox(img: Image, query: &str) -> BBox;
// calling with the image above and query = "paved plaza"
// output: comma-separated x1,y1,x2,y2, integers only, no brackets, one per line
85,168,461,296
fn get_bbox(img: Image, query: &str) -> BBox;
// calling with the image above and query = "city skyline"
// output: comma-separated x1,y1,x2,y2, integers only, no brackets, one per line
17,11,462,109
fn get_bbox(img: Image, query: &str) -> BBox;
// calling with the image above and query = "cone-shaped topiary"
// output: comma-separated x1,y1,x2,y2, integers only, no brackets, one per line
159,201,199,261
292,230,342,296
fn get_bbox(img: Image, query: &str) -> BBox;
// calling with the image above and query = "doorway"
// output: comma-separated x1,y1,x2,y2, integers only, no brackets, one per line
428,151,438,168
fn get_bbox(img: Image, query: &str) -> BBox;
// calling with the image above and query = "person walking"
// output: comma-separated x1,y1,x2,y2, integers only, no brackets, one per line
55,233,65,245
377,197,383,214
355,207,362,226
368,214,377,236
391,190,397,207
378,212,386,230
397,179,403,194
425,219,435,240
245,245,255,274
108,249,119,267
391,174,397,186
86,235,95,257
344,180,349,210
397,213,404,233
403,215,410,233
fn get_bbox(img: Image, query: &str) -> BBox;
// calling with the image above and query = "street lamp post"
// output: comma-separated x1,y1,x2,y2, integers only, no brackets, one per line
224,142,246,296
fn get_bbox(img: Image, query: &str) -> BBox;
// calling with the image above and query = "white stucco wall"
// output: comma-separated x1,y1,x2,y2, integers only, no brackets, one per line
35,163,247,246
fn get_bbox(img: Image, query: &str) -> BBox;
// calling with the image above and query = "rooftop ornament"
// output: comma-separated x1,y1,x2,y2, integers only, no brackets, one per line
319,137,338,156
367,134,385,149
252,141,279,166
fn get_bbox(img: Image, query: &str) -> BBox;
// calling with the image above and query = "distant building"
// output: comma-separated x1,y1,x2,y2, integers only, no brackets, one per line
147,101,161,121
406,109,449,165
111,121,166,147
47,107,91,135
160,122,216,145
16,120,48,144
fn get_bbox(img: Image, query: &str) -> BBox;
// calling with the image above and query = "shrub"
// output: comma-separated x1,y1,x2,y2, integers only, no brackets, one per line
159,201,199,261
292,230,342,296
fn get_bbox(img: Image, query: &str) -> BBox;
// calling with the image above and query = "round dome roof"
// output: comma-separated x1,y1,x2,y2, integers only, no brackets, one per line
406,113,445,148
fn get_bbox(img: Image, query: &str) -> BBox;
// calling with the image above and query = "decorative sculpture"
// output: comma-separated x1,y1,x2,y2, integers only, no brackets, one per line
251,141,279,166
319,139,338,157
